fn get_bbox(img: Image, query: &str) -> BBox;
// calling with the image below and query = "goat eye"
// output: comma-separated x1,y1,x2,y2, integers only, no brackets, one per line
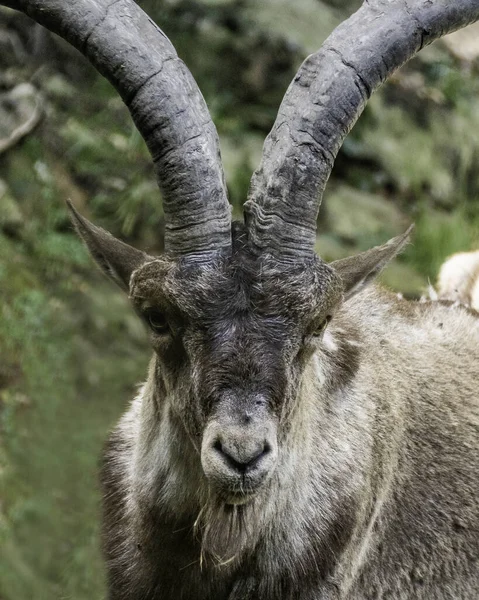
146,310,169,334
313,315,332,336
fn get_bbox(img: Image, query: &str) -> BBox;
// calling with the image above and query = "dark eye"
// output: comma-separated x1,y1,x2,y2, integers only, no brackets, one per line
313,315,332,336
145,310,169,334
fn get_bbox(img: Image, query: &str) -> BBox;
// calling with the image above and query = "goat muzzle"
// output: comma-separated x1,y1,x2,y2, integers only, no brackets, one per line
201,421,278,501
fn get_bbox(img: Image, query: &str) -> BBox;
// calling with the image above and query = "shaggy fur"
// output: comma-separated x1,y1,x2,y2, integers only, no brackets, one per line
91,226,479,600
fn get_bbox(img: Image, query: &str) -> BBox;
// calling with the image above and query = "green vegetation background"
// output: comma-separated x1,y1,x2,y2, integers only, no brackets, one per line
1,1,478,597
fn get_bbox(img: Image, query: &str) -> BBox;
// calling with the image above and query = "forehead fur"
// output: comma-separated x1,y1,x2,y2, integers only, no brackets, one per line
129,228,343,324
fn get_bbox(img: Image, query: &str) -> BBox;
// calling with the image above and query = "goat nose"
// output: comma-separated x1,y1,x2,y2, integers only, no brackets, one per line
213,438,270,474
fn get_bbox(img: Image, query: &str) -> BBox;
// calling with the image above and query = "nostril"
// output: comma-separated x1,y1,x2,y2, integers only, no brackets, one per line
213,439,223,453
212,438,271,473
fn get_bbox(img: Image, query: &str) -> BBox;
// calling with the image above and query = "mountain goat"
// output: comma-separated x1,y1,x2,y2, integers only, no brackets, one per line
4,0,479,598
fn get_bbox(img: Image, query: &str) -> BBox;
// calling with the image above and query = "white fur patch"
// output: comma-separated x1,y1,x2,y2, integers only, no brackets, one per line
437,250,479,309
323,329,338,352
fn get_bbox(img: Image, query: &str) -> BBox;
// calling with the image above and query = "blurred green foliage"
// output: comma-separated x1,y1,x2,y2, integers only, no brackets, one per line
0,0,479,597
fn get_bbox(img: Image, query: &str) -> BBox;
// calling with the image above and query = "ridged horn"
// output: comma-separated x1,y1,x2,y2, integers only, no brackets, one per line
244,0,479,259
2,0,232,258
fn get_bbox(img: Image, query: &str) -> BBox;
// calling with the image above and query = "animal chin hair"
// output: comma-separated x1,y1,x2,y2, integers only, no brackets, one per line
194,497,260,567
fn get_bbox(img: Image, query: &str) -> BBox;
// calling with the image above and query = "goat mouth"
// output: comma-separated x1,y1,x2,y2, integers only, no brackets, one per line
208,478,262,505
224,491,256,506
204,462,275,505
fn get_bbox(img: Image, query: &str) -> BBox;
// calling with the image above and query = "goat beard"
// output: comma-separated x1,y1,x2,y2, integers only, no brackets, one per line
194,496,261,566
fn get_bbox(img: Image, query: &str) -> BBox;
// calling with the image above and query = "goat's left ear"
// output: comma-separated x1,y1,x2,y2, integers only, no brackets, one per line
67,201,153,292
330,225,414,300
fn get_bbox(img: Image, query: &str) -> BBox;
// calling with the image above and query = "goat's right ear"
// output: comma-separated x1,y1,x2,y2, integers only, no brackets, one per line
330,225,414,301
67,201,152,292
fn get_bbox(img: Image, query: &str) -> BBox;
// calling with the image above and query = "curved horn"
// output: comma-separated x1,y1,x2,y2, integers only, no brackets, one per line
244,0,479,259
3,0,231,258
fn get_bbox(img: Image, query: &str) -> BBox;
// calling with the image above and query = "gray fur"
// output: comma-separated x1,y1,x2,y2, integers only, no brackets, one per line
71,218,478,599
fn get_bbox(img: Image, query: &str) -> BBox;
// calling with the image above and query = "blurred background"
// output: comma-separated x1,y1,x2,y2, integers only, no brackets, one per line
0,0,478,598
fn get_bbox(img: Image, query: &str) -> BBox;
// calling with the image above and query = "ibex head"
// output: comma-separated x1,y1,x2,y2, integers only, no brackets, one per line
68,205,410,514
